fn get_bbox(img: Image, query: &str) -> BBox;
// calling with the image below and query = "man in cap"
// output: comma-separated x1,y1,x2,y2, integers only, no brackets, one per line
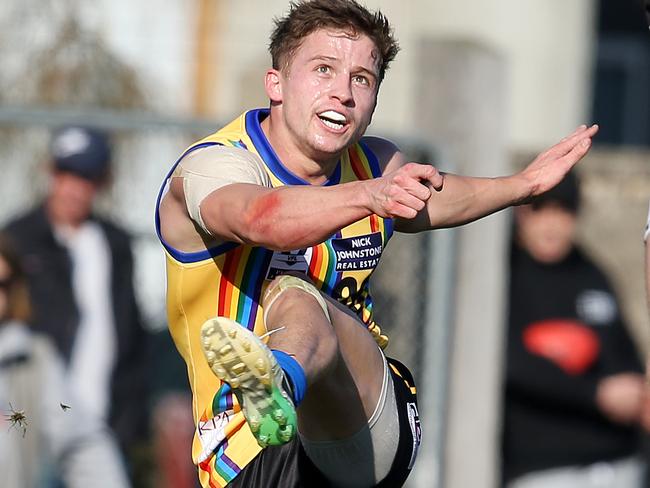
3,126,150,479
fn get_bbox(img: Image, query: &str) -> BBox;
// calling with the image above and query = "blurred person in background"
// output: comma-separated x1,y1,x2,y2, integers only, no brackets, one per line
0,233,129,487
149,328,200,488
2,126,151,483
502,170,648,488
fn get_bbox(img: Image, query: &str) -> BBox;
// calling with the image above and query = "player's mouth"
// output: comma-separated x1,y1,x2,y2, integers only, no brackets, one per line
317,110,348,132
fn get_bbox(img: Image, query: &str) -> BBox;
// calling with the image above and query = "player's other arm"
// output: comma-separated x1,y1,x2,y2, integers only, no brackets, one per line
367,124,598,233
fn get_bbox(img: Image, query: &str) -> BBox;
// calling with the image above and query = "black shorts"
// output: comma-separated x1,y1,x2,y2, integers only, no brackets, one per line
228,357,421,488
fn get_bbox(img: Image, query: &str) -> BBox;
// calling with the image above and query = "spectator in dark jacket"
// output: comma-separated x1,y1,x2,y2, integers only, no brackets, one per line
3,126,151,480
0,233,130,488
502,170,648,488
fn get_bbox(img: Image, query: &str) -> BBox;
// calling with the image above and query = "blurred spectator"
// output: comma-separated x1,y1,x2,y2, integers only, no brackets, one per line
0,233,129,487
502,170,648,488
149,329,199,488
2,126,151,481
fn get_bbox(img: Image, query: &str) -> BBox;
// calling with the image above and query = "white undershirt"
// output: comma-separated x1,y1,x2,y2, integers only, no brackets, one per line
56,221,116,422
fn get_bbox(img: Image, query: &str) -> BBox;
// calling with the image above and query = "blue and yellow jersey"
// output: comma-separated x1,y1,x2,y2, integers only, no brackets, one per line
155,109,393,487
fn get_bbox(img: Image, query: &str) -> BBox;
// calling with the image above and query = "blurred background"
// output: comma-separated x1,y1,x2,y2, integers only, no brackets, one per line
0,0,648,487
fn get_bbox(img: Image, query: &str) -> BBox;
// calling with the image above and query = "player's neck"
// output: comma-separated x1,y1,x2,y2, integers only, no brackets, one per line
260,112,340,185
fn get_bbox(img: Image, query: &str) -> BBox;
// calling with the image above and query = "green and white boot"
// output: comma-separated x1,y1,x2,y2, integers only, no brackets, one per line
200,317,297,447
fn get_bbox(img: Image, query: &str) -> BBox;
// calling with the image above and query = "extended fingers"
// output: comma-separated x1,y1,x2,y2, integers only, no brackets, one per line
559,134,593,167
548,124,599,158
560,124,588,142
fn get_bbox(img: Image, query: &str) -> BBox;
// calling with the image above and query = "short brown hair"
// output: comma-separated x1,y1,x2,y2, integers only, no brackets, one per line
0,234,31,323
269,0,400,84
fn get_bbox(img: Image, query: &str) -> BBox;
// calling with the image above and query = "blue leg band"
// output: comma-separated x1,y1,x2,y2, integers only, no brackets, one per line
272,350,307,406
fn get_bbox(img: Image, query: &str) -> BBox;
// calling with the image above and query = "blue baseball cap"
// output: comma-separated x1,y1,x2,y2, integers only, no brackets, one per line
50,126,112,181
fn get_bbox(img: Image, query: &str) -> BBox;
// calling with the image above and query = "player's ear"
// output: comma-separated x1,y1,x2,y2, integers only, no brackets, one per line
264,69,282,103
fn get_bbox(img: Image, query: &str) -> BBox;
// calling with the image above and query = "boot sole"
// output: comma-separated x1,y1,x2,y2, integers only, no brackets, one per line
200,317,297,447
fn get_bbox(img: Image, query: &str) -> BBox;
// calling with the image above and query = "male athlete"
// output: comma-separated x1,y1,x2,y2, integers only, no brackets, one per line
156,1,598,486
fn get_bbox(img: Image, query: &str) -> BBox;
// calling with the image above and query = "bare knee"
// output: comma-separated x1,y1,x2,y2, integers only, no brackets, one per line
263,279,339,383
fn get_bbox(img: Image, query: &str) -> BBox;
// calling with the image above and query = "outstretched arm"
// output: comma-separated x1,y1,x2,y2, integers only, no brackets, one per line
371,124,599,233
161,145,444,252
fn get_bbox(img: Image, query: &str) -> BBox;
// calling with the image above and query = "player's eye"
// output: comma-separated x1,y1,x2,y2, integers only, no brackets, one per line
353,74,370,86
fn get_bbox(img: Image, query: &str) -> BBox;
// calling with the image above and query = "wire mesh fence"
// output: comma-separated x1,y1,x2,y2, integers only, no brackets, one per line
0,114,203,332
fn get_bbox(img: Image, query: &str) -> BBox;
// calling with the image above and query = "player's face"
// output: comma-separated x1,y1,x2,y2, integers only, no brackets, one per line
270,29,380,163
515,203,577,264
47,170,99,227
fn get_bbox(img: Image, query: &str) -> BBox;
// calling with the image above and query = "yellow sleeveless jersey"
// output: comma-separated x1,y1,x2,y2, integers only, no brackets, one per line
155,109,394,487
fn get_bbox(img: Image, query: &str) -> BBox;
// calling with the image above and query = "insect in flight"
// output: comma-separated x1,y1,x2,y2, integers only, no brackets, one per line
4,403,27,438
